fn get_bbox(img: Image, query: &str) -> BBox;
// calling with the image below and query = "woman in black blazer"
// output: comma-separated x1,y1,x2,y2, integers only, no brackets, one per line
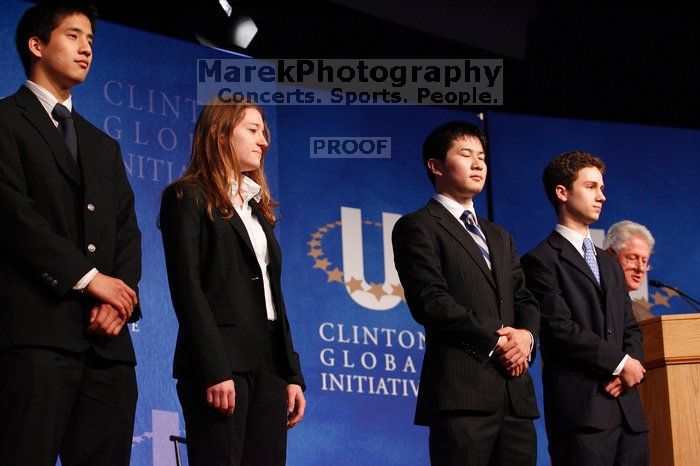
160,97,305,466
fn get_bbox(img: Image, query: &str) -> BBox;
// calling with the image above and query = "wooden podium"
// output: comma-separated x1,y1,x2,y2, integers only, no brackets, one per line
637,314,700,466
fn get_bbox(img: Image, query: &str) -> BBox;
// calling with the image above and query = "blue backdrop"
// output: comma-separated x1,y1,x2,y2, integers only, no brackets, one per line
1,2,698,464
487,112,700,315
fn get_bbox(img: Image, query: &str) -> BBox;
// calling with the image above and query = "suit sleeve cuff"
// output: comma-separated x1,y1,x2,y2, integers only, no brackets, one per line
286,374,306,391
613,354,629,376
73,268,98,291
489,335,505,357
526,330,534,362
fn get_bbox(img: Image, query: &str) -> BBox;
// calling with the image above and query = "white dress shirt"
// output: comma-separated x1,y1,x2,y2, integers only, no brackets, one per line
23,80,98,290
433,193,479,235
555,224,628,375
555,224,596,259
24,79,72,127
230,175,277,321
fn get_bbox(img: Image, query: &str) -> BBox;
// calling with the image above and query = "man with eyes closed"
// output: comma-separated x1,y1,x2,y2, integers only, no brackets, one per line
522,152,648,465
392,121,540,466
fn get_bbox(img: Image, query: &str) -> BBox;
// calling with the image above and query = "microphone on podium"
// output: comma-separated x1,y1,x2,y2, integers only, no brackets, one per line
649,279,700,312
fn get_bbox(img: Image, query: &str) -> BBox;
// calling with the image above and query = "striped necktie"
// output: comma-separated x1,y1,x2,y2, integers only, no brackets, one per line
460,210,491,270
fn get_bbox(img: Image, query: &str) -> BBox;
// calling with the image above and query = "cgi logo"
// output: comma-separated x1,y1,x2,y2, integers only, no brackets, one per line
307,207,404,311
310,137,391,159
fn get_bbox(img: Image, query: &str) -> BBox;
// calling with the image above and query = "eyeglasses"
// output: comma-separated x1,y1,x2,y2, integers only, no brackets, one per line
619,255,653,271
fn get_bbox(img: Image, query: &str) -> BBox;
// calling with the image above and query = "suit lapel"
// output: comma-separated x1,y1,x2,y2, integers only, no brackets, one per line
252,202,281,272
480,219,504,295
549,231,602,292
15,86,82,186
73,112,100,188
225,200,281,272
598,250,615,306
427,200,495,289
227,210,256,256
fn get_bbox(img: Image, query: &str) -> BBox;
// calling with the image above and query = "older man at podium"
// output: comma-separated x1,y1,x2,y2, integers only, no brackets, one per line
604,220,656,321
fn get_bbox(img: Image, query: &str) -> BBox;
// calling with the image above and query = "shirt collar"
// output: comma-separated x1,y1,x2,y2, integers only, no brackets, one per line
432,193,478,226
555,223,596,256
24,80,73,117
230,174,262,205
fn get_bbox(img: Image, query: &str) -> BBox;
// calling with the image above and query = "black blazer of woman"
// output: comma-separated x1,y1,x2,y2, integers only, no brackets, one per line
160,183,304,390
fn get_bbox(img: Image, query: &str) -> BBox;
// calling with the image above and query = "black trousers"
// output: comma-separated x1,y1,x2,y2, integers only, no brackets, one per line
429,391,537,466
548,402,649,466
0,346,137,466
177,322,289,466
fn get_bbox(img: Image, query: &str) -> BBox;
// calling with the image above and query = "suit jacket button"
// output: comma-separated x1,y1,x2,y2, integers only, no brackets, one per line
51,280,58,287
607,329,614,335
86,203,95,212
87,244,96,253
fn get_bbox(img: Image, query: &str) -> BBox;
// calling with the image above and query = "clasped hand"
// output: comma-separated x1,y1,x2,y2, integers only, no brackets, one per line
603,356,645,398
85,272,138,337
87,303,126,337
85,272,138,322
494,326,531,377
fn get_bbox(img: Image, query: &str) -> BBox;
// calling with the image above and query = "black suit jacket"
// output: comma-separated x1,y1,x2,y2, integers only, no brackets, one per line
0,86,141,363
521,231,647,433
392,199,540,425
159,183,304,390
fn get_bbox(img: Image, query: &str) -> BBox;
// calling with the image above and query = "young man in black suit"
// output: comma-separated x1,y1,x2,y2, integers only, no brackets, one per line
392,121,540,466
521,152,648,465
0,2,141,465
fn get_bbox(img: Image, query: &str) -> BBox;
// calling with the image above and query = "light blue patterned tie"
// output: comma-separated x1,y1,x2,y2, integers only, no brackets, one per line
583,237,600,285
460,211,491,270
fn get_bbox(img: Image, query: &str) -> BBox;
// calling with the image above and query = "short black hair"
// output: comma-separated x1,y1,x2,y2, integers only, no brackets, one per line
422,121,487,187
15,1,98,77
542,151,606,214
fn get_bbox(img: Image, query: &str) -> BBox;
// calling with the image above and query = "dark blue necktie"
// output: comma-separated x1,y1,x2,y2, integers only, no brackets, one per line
52,103,78,161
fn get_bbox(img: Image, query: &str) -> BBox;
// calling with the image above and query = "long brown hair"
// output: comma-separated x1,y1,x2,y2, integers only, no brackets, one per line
172,96,278,226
